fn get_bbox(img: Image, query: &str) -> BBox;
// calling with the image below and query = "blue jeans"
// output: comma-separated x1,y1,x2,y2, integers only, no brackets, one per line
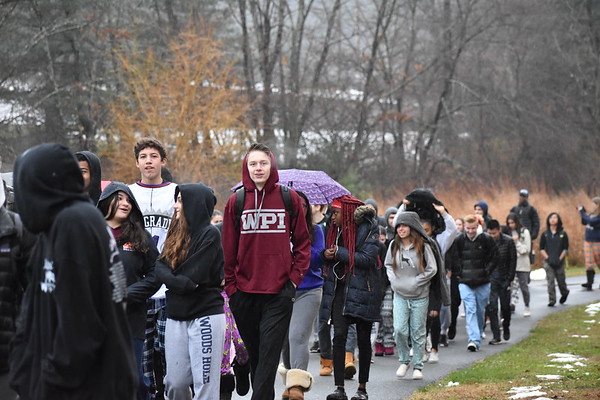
393,296,429,370
458,283,490,347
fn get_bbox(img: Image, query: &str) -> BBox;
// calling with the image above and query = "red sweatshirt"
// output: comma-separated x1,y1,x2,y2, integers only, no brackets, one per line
222,152,311,296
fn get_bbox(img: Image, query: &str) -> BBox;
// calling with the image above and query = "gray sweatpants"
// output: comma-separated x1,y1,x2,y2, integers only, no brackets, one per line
164,314,226,400
282,287,322,370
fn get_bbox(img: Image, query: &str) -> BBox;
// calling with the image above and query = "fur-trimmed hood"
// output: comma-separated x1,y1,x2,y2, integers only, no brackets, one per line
354,205,376,225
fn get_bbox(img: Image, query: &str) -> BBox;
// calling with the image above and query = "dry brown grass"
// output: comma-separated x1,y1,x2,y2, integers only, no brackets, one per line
374,181,593,267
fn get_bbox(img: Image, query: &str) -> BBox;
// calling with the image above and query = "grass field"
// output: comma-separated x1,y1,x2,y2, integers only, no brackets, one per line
407,302,600,400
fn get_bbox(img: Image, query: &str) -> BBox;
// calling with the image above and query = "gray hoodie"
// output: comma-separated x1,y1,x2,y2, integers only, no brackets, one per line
384,212,437,299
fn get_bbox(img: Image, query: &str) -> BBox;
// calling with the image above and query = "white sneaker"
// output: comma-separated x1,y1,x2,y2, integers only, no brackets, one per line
412,369,423,380
396,363,409,377
467,342,478,352
428,351,439,363
523,307,531,317
422,350,430,363
481,332,486,339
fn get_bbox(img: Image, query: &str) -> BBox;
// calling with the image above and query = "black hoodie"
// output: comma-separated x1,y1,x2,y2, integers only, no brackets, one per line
75,150,102,205
155,183,224,321
9,143,137,400
98,181,160,339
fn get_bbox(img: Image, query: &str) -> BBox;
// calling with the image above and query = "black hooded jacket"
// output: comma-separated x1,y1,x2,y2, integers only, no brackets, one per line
9,143,136,400
75,150,102,205
401,188,447,235
98,182,160,339
155,184,224,321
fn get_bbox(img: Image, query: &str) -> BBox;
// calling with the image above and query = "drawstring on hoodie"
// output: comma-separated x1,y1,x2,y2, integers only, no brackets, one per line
253,188,265,230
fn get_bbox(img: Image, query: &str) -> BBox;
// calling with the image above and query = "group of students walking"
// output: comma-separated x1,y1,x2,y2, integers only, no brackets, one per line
0,138,599,400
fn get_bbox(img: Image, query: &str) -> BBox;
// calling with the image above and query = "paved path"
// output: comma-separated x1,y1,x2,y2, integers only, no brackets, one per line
233,275,600,399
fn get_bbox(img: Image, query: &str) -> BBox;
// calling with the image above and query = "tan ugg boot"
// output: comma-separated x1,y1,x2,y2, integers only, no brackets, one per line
285,369,313,400
344,352,356,379
278,363,290,399
319,357,333,376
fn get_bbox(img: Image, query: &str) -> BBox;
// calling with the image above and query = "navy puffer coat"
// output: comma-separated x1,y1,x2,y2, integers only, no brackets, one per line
319,206,382,323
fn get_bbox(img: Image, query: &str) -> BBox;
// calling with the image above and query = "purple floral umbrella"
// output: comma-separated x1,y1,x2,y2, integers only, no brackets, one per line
231,169,350,204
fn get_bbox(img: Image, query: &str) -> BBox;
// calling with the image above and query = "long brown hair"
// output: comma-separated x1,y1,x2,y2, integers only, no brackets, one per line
161,206,191,269
99,191,148,253
391,228,425,274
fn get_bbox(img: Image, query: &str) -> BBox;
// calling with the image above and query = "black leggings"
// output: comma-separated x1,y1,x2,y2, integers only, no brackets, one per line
331,286,373,386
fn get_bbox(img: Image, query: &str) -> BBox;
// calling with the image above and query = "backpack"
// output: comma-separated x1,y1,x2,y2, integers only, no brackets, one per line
233,185,297,230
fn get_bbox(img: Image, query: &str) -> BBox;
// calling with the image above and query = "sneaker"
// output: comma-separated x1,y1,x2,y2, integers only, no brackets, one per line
548,301,555,307
412,369,423,380
460,310,466,317
396,363,409,377
467,342,478,352
510,303,515,314
428,350,439,363
327,388,348,400
503,326,510,341
489,338,501,345
439,334,448,347
559,290,570,304
481,331,486,339
422,350,430,363
374,343,384,357
350,389,368,400
310,340,320,353
523,307,531,317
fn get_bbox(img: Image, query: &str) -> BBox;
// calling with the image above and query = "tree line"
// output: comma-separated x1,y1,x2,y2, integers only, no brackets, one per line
0,0,598,196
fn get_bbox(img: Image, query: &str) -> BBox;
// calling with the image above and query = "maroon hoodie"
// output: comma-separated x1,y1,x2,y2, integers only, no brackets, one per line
222,152,311,296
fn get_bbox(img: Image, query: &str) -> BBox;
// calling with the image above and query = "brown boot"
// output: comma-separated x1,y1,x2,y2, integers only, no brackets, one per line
286,369,313,400
320,357,333,376
344,352,356,379
288,386,304,400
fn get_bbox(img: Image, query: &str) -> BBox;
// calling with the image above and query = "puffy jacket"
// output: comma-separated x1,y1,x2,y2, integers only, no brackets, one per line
490,233,517,282
450,232,498,287
319,206,382,323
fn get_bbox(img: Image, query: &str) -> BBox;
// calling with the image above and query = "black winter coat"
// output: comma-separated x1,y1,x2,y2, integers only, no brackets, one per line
319,206,382,323
450,232,498,287
490,233,517,282
0,208,34,373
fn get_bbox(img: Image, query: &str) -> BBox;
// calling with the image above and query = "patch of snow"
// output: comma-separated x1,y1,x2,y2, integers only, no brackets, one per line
536,375,562,380
584,302,600,316
530,269,546,281
555,364,576,370
547,353,587,363
507,386,542,393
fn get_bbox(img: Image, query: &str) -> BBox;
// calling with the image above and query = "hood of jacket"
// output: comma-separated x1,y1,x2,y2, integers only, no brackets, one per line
354,204,376,225
98,181,144,227
241,151,280,193
393,211,430,241
403,188,442,209
177,183,216,236
474,201,489,216
75,150,102,205
14,143,88,234
384,206,397,227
